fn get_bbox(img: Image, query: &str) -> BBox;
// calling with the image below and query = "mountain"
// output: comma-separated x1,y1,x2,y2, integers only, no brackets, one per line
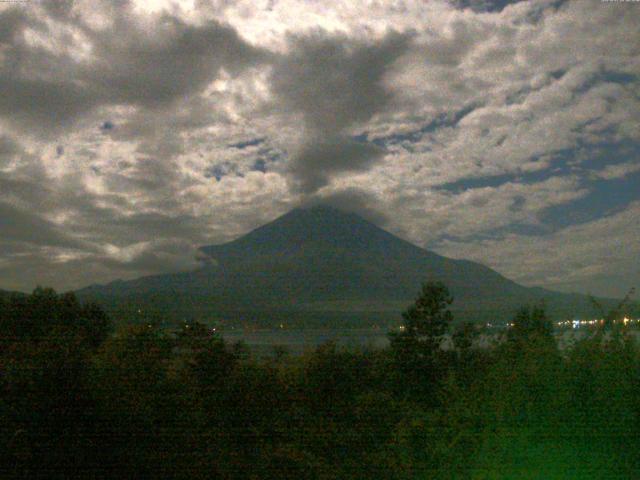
76,205,610,327
0,288,22,300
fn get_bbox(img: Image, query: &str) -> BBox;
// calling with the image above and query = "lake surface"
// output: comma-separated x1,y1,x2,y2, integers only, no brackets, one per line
220,328,640,357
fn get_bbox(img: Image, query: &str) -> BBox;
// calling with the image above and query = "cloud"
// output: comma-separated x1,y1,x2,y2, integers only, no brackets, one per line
302,187,390,227
271,30,413,193
374,174,590,246
0,200,92,250
450,0,531,13
83,13,267,108
0,3,267,136
436,201,640,298
0,134,20,167
289,138,386,193
100,238,202,273
592,161,640,180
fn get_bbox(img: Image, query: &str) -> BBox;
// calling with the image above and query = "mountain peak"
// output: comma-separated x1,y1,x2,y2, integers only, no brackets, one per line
294,204,344,214
79,203,609,326
201,203,401,258
285,204,368,223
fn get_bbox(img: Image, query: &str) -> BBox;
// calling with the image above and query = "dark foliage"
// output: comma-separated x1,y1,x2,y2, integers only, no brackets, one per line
507,303,554,346
388,282,454,400
1,286,639,479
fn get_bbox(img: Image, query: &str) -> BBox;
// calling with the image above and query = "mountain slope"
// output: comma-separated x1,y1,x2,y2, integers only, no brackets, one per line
76,205,610,326
0,288,23,300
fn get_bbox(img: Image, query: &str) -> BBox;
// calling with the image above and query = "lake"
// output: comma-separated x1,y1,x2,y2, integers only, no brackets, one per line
220,328,640,357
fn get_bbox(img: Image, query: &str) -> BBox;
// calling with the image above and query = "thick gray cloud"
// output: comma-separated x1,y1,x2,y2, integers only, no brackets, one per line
289,138,386,193
302,187,390,227
272,31,412,133
450,0,531,13
0,8,96,132
0,78,98,133
271,30,413,193
0,134,19,166
0,4,266,135
83,14,267,108
0,201,90,250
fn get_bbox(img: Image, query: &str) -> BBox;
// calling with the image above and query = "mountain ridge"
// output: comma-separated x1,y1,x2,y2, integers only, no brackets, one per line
76,205,613,326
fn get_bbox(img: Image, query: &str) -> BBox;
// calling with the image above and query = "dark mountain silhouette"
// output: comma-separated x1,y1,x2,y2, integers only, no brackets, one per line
76,205,610,326
0,288,22,300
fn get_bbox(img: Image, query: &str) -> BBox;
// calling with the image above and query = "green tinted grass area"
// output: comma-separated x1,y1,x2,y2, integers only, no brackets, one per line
468,431,639,480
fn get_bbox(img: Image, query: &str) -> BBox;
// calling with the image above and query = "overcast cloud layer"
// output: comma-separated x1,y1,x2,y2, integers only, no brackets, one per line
0,0,638,297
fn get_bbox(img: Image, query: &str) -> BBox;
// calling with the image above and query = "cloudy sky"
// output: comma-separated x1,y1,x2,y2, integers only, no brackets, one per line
0,0,638,297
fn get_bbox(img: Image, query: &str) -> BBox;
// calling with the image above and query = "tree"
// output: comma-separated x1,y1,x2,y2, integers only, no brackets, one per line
590,287,635,332
452,321,478,353
393,281,454,347
507,304,553,346
79,301,112,348
0,288,112,478
0,287,111,348
389,282,454,399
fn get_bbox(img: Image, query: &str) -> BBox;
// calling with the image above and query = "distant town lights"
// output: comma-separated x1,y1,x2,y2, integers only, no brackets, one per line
483,317,639,329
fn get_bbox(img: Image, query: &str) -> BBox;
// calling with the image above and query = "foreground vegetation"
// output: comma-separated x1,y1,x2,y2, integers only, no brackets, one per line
1,285,639,479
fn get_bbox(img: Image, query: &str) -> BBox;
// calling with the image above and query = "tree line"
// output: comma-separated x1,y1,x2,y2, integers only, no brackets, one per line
1,284,639,479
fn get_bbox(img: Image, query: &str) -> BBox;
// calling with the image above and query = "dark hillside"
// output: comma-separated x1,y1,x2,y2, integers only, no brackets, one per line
77,206,615,326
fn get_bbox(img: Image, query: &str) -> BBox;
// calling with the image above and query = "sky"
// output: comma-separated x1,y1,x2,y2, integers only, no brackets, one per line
0,0,638,298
